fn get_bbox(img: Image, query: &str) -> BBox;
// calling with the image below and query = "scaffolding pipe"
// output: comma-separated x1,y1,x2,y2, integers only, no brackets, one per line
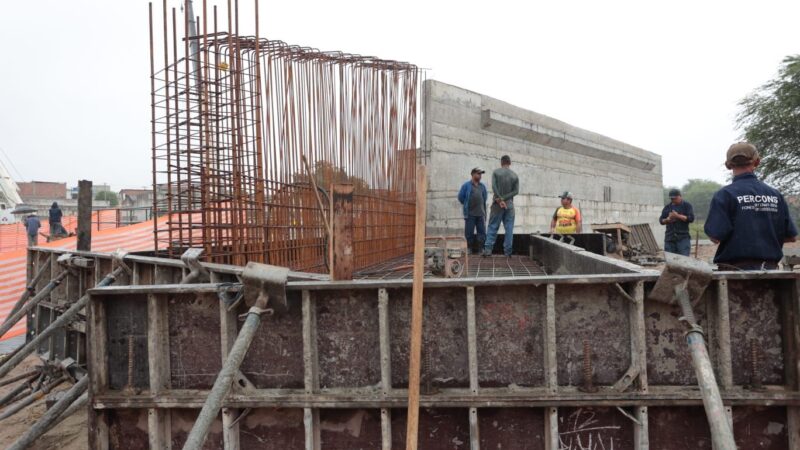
0,270,69,339
0,267,124,379
182,306,267,449
675,286,736,450
0,376,66,421
7,376,88,450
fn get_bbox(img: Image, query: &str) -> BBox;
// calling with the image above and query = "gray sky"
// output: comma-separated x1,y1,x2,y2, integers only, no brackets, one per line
1,0,798,191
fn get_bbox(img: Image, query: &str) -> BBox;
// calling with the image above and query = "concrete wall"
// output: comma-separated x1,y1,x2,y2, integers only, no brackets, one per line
422,80,664,244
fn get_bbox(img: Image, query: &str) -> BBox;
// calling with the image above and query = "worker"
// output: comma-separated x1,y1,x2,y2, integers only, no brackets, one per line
659,188,695,256
49,202,65,237
550,191,582,234
24,213,41,247
457,167,488,254
483,155,519,257
704,142,798,270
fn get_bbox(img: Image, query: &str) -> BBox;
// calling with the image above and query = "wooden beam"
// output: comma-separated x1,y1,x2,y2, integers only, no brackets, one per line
378,288,393,450
302,290,321,450
332,183,354,280
147,293,171,449
544,407,559,450
77,180,92,251
716,280,733,389
545,284,558,393
405,166,428,450
466,286,479,395
634,406,649,449
215,271,240,450
87,294,108,449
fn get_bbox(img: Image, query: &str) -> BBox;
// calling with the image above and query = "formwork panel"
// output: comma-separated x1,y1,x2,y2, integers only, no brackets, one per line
645,295,709,385
390,408,470,449
648,406,712,449
170,409,224,449
316,290,381,388
476,285,546,387
105,295,149,390
107,409,149,450
169,293,222,389
479,407,545,449
732,406,788,449
240,291,304,389
557,407,634,449
238,408,305,449
320,409,383,449
728,280,786,386
557,285,631,386
390,288,470,389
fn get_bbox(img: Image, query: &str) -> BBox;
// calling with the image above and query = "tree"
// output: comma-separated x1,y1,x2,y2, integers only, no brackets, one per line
680,179,722,221
737,55,800,194
95,191,119,207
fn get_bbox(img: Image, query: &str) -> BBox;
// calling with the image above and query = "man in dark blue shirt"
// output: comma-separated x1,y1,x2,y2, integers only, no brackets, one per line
704,142,798,270
659,189,695,256
457,167,488,254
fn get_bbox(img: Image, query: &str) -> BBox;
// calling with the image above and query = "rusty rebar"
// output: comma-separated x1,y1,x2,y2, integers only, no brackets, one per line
579,339,598,393
126,335,135,390
749,339,762,390
150,0,418,271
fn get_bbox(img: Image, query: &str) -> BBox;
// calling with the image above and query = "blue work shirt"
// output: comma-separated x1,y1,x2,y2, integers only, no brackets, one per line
24,216,41,236
704,173,798,263
457,180,488,219
659,201,695,241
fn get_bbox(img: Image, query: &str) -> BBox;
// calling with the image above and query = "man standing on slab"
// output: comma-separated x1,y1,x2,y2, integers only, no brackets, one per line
483,155,519,257
457,167,488,255
659,188,694,256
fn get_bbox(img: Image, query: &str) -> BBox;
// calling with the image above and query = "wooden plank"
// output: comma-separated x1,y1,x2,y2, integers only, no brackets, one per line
545,284,558,393
405,166,428,450
467,286,479,395
302,290,321,449
147,293,171,449
632,281,648,391
633,406,649,450
379,289,392,450
544,407,559,450
469,407,480,450
215,271,241,450
380,408,392,450
332,183,354,280
87,294,108,449
716,280,733,389
788,406,800,450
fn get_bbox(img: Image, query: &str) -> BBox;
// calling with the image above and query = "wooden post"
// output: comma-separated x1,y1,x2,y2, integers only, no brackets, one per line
332,183,354,280
405,166,427,450
77,180,93,251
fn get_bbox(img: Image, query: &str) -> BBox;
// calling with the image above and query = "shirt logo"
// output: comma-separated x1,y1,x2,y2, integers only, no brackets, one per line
736,195,780,213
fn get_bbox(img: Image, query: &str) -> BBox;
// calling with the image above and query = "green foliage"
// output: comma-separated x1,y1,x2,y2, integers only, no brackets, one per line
680,179,723,221
94,190,119,207
737,55,800,194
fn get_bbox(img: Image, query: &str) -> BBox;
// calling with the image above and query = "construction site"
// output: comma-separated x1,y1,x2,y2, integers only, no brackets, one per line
0,1,799,449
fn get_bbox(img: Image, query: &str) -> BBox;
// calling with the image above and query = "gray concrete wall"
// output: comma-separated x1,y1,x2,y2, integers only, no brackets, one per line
422,80,665,244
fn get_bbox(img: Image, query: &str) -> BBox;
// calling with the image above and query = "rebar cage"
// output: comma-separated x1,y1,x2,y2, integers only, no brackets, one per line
150,0,419,271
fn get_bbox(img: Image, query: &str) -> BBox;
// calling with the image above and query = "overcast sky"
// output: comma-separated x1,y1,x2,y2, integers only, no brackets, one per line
0,0,798,191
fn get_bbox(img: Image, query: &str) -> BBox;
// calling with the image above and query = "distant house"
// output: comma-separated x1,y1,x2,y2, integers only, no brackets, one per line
119,188,156,224
18,181,110,218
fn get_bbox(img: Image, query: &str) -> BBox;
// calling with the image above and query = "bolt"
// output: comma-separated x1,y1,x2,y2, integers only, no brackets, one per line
579,339,598,393
749,339,762,390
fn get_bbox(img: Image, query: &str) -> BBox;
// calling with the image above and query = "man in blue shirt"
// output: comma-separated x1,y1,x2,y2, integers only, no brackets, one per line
704,142,798,270
457,167,488,254
24,213,41,247
659,188,695,256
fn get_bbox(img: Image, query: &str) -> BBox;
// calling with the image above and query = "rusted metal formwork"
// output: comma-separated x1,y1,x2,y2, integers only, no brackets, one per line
22,236,800,449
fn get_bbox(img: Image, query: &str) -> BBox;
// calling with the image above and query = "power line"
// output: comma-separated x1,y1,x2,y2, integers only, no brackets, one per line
0,145,25,182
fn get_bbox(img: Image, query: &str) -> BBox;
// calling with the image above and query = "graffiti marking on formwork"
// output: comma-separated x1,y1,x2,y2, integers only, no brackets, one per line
559,408,621,450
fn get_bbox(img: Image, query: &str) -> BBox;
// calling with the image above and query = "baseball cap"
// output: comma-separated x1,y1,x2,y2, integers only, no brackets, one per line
471,167,485,174
668,188,681,198
559,191,573,199
726,142,759,164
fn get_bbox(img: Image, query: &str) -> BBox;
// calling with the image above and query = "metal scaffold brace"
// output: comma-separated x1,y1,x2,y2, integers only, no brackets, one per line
182,261,289,450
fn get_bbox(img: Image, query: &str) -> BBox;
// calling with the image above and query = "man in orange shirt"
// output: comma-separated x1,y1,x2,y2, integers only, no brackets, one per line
550,191,582,234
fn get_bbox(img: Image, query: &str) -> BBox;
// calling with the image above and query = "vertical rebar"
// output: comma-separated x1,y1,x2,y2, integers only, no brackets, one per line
580,339,598,393
749,339,762,390
126,335,135,390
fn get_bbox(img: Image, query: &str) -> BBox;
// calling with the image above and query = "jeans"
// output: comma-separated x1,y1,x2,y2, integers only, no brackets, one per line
27,234,38,247
484,202,515,256
464,216,486,249
664,237,691,256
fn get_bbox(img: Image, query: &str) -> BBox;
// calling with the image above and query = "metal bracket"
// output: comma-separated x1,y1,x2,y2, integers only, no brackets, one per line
241,262,290,314
180,248,210,284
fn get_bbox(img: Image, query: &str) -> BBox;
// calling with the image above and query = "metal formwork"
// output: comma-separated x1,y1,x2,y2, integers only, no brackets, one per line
20,236,800,449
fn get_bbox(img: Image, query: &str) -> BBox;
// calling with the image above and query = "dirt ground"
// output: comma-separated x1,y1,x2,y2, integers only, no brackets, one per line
0,354,87,450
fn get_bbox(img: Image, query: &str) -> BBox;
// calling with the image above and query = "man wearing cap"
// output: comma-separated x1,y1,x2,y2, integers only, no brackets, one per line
550,191,582,235
457,167,488,254
483,155,519,256
704,142,797,270
659,189,695,256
